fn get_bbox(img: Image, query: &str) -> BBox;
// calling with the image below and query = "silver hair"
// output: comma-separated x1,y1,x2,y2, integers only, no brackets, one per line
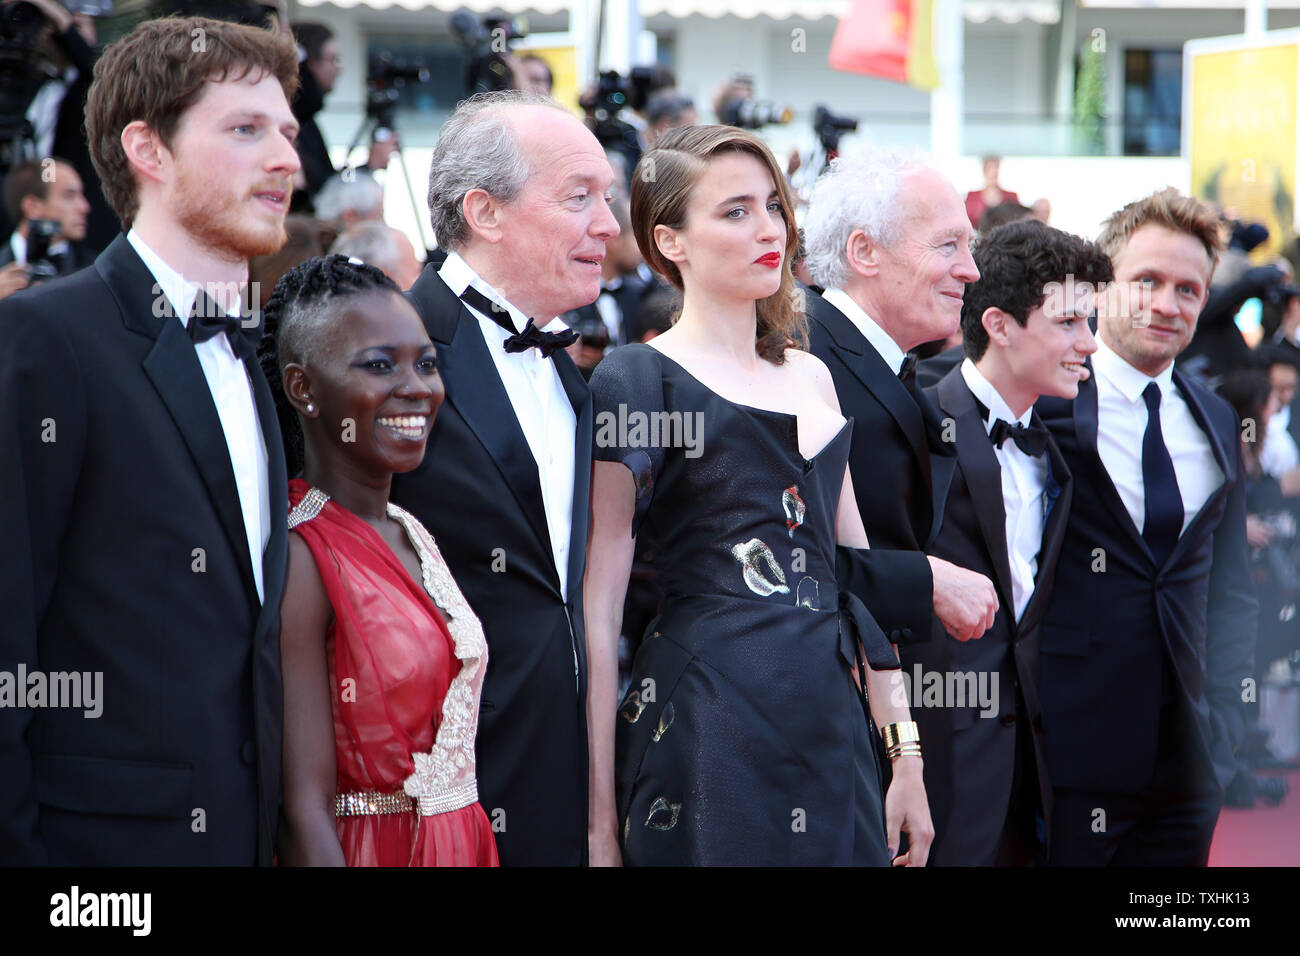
425,90,566,249
312,170,384,226
329,221,401,278
803,146,930,290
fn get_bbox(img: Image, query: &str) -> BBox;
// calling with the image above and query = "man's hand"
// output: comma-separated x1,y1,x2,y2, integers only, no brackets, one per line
0,262,30,300
367,134,398,171
885,757,933,866
1246,514,1274,549
928,555,998,641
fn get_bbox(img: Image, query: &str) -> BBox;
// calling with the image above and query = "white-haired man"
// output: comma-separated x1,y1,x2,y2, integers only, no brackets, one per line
312,170,384,232
803,153,1000,854
391,90,618,866
329,221,422,290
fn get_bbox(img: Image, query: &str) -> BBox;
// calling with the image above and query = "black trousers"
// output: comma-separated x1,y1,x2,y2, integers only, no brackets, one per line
1048,703,1222,866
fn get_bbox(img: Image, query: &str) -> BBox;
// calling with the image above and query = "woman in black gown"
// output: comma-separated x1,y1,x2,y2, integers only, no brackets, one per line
585,126,933,866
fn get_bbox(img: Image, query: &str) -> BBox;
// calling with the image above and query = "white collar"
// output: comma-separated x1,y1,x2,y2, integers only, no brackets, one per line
1092,337,1175,404
439,249,555,334
126,228,241,325
820,287,907,374
961,358,1030,429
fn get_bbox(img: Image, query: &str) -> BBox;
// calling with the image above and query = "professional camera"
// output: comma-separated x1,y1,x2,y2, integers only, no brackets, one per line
718,97,794,130
581,68,655,181
24,218,61,282
574,311,610,350
813,105,858,155
365,53,429,134
449,5,526,95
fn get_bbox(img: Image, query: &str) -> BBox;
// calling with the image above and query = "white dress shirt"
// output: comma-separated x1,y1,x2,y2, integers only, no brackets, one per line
9,232,70,266
1261,404,1300,478
1091,339,1223,541
439,251,577,599
127,229,270,602
821,287,907,374
961,360,1048,623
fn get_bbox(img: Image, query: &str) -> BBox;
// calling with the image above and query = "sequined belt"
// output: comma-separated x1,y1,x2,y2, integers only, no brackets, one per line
334,781,478,818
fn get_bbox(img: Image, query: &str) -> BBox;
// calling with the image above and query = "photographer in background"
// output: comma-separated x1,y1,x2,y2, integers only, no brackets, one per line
644,90,696,146
0,157,91,298
3,0,117,251
289,21,396,214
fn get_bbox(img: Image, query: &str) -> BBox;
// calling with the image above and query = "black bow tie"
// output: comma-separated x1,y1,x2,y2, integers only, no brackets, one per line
898,352,918,387
187,292,259,361
988,417,1049,458
459,285,579,358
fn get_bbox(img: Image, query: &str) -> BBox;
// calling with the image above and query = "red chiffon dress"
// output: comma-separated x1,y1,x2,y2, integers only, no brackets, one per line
287,479,498,866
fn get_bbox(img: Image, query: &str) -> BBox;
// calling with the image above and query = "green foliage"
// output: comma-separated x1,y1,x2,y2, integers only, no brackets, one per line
1074,43,1106,155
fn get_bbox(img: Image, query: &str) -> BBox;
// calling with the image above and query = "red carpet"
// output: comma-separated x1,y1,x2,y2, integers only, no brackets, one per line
1208,769,1300,866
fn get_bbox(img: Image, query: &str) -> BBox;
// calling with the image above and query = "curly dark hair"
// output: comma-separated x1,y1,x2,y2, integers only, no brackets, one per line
258,254,402,476
961,219,1113,361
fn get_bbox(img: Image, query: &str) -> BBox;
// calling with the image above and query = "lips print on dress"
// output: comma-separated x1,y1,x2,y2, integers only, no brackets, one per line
646,796,682,831
730,538,790,597
783,485,805,537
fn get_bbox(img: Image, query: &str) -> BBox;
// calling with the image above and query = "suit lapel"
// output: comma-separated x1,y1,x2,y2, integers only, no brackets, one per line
95,237,260,604
553,348,593,604
1165,368,1232,564
937,369,1017,618
1019,420,1073,635
811,292,935,492
408,268,557,574
247,349,288,604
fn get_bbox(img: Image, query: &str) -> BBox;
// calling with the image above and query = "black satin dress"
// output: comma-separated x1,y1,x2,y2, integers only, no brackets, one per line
590,344,898,866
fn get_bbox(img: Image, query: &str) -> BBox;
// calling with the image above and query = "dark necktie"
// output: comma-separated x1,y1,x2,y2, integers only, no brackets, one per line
459,285,579,358
187,291,259,361
1141,382,1183,565
989,417,1050,458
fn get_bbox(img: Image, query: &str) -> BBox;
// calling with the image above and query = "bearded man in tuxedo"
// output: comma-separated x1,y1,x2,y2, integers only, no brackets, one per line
0,16,301,864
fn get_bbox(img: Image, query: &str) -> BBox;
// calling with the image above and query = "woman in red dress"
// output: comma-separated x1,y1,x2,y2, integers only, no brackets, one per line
270,255,497,866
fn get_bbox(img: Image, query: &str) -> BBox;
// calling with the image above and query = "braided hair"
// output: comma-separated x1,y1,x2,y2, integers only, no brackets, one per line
258,254,402,477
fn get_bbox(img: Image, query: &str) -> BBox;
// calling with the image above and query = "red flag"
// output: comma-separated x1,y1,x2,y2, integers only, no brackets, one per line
829,0,939,90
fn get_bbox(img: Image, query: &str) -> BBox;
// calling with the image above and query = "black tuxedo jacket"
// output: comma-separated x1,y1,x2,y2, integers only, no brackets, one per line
394,267,592,866
806,289,956,643
0,237,288,865
1036,360,1256,794
921,367,1069,863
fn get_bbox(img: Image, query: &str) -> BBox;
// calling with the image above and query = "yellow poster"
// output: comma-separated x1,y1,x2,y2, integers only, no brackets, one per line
520,46,580,115
1187,36,1298,260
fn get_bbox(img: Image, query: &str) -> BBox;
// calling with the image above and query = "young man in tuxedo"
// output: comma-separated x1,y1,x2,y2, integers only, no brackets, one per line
802,149,999,663
921,220,1108,864
393,91,618,866
1037,189,1257,866
0,17,300,865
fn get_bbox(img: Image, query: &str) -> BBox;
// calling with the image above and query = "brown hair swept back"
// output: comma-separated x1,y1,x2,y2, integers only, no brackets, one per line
86,16,299,230
1097,187,1224,274
630,125,806,364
